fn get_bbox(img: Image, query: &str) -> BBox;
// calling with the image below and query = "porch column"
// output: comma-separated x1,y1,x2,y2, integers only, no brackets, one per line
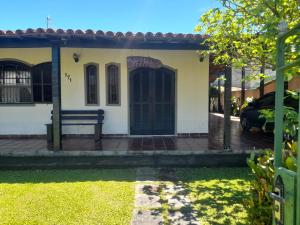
223,65,232,150
241,67,245,105
217,75,222,112
259,66,265,97
51,44,62,150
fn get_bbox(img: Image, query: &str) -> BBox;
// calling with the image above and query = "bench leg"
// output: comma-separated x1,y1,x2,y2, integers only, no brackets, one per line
94,124,102,141
46,124,53,143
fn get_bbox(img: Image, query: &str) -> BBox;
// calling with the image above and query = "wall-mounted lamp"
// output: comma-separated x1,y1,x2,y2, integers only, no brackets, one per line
199,56,204,62
73,53,80,63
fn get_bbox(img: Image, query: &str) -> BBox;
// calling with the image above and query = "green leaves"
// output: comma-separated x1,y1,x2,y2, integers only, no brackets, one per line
284,141,298,172
196,0,300,77
286,90,299,100
246,150,274,224
251,89,299,222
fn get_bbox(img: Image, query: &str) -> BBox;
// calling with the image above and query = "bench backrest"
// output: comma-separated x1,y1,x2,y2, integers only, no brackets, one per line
51,109,104,125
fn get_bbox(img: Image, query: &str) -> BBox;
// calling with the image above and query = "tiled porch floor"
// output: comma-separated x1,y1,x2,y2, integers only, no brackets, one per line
0,113,274,153
61,136,210,151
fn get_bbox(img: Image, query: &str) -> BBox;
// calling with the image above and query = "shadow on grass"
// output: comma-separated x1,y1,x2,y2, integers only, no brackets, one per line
0,169,136,184
191,181,250,225
171,168,251,225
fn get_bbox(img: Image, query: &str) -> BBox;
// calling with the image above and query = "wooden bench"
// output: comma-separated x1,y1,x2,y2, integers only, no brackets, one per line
46,109,104,143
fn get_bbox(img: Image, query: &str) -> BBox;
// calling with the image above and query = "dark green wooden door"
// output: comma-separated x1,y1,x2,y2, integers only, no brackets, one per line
130,67,175,135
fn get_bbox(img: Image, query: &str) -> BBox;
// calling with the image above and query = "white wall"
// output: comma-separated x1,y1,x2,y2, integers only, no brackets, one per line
0,104,52,135
0,48,52,135
0,47,209,135
60,48,209,134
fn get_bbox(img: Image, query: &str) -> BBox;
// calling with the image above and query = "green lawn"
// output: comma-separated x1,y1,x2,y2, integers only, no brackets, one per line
0,168,252,225
0,169,136,225
177,168,251,225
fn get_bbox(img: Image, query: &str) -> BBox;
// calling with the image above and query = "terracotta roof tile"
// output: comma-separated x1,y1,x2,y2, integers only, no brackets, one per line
184,34,194,39
194,34,202,39
135,32,144,38
0,28,205,41
105,31,114,37
66,29,74,35
154,32,163,38
176,33,184,38
0,28,208,43
75,29,84,35
96,30,104,36
125,32,133,38
85,29,94,35
145,32,154,39
6,30,14,35
115,32,124,38
15,29,24,34
165,32,174,38
46,28,55,33
56,29,65,34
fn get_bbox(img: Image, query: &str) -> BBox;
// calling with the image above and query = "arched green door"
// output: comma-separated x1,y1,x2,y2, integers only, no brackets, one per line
130,67,175,135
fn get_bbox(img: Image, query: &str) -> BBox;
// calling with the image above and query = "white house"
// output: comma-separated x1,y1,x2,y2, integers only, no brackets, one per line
0,28,209,149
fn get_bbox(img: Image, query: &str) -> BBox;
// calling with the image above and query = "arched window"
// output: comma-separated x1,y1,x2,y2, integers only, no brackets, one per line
106,63,120,105
85,63,99,105
0,61,32,103
32,62,52,103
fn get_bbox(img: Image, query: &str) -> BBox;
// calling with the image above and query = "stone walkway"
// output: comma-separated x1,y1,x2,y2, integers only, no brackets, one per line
131,168,200,225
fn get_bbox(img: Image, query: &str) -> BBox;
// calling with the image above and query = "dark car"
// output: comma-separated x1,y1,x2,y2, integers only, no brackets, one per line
240,92,298,132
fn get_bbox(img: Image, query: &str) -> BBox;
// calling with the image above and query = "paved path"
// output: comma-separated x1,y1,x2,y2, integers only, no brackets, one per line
131,168,200,225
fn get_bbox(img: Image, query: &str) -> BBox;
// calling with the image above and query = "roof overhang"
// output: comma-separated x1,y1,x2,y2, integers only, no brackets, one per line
0,28,208,50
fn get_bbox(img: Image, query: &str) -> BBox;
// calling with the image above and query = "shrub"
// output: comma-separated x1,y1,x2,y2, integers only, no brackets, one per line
283,141,298,172
247,145,298,224
247,150,274,225
248,90,298,223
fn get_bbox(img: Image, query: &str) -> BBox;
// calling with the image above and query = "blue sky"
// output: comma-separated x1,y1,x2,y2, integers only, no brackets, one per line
1,0,220,33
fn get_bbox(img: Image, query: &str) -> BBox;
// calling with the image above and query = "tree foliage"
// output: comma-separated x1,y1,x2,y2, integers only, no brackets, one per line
196,0,300,72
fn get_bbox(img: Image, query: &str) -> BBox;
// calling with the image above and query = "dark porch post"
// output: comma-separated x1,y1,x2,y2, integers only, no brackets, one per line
241,67,245,105
259,66,265,97
284,80,289,91
51,44,62,150
223,65,232,150
217,75,222,112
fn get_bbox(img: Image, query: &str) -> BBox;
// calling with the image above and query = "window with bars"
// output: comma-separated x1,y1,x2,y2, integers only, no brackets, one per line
106,63,120,105
32,62,52,103
85,64,99,105
0,61,32,103
0,61,52,104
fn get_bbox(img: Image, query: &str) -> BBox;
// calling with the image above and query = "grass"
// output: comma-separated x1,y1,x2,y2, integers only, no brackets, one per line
0,168,252,225
177,168,252,225
0,169,136,225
